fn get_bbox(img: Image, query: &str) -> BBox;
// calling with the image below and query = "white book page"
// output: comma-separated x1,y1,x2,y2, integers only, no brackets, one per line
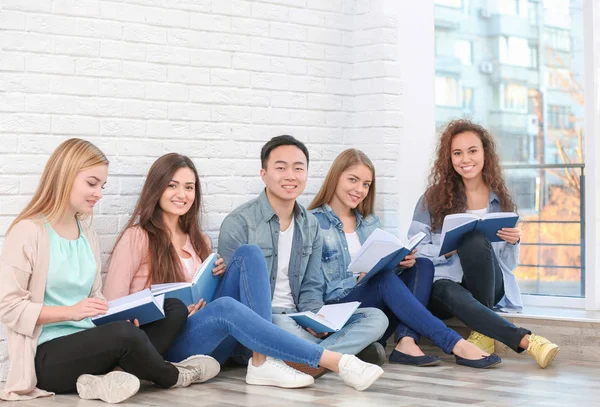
192,253,217,285
348,229,404,273
440,213,478,237
483,211,518,220
101,289,153,316
150,282,191,295
316,302,360,331
406,231,426,250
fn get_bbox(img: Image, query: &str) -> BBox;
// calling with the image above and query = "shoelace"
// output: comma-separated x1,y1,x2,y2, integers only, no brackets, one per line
342,357,368,376
527,335,544,354
269,359,300,375
180,365,205,383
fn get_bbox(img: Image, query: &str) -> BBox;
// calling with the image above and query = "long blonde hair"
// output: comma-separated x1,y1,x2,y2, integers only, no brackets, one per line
9,138,109,231
308,149,376,217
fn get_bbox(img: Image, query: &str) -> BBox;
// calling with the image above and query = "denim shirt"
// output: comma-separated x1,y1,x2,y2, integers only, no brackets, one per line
310,204,381,303
218,189,324,314
409,192,523,312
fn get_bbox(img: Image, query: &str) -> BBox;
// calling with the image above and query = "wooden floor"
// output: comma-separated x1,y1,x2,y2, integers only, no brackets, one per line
3,348,599,407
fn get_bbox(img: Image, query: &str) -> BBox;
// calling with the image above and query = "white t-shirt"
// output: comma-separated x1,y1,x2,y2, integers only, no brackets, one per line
272,221,296,309
180,255,195,278
345,232,362,276
466,207,488,216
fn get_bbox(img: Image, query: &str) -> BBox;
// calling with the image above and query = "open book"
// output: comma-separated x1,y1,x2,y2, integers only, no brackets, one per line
92,289,165,326
438,212,519,256
348,228,426,285
286,302,361,334
150,252,219,306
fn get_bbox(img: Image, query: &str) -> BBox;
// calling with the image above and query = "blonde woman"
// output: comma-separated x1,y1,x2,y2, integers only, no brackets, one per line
0,139,218,403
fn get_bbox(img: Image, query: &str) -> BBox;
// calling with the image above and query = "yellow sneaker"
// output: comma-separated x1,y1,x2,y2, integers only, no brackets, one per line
467,331,495,354
527,334,559,368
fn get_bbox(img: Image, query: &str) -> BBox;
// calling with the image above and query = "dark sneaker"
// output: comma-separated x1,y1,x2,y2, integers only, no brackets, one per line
356,342,386,366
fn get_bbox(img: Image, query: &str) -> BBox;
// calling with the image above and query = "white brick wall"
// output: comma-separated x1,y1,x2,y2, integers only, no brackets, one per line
0,0,405,381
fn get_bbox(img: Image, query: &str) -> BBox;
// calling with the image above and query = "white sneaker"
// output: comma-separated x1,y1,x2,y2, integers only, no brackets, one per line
246,357,315,388
172,355,221,387
337,354,383,391
76,371,140,404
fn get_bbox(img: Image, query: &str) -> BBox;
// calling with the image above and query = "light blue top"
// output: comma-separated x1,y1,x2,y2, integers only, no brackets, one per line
310,204,381,303
218,189,324,314
409,193,523,312
37,221,97,346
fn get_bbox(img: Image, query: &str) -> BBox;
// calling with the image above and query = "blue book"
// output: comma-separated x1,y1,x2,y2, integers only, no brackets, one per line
287,302,361,334
150,253,219,306
92,289,165,326
438,212,519,256
348,229,426,286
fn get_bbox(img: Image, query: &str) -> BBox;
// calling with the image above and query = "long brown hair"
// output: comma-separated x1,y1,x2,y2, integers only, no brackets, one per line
114,153,211,284
424,119,516,232
9,138,108,232
308,149,376,218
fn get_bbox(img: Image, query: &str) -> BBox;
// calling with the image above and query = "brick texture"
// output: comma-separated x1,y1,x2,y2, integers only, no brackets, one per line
0,0,404,381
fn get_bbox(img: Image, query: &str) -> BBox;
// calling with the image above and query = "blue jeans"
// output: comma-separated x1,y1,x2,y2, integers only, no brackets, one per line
164,245,324,367
272,307,388,355
333,259,462,354
378,258,435,345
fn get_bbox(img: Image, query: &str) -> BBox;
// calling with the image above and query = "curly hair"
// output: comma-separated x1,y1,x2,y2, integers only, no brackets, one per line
424,119,516,232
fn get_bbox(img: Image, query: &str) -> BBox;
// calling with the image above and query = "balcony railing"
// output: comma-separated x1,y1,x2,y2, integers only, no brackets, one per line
503,163,585,298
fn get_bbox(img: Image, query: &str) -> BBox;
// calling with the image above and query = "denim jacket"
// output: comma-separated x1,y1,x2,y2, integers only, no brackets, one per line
218,189,324,314
409,192,523,312
310,204,381,303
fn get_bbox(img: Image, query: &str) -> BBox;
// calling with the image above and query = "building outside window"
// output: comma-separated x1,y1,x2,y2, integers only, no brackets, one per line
434,0,585,298
435,75,460,106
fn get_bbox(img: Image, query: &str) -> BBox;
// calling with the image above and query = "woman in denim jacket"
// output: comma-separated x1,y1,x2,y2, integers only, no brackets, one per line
309,149,500,369
409,119,559,369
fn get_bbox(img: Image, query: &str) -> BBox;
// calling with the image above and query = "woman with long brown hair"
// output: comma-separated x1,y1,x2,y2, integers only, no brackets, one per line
409,119,560,368
309,149,501,369
104,153,385,392
0,139,218,403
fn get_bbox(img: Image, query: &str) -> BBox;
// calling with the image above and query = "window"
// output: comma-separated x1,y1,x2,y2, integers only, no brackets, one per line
498,0,519,16
528,1,538,25
544,0,571,28
454,40,472,65
499,36,531,67
435,76,460,106
434,0,586,299
434,0,462,8
529,44,538,68
546,68,571,89
462,87,474,110
544,28,571,52
500,83,528,112
548,105,574,129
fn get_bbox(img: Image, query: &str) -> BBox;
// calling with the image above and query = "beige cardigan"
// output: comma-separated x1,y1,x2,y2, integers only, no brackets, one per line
0,218,105,401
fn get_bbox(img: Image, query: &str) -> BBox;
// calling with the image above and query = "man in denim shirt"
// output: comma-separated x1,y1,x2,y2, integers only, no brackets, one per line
218,136,388,376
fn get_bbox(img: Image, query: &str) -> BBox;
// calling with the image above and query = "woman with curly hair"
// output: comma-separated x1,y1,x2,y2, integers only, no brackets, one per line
409,119,560,369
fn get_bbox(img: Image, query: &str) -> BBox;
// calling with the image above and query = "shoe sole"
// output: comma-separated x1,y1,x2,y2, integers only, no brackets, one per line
538,346,560,369
284,362,329,378
353,367,384,392
175,355,221,383
77,371,140,404
246,375,315,388
357,343,387,366
389,358,442,367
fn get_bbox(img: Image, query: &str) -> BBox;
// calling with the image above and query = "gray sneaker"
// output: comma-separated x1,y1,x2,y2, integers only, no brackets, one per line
172,355,221,387
76,371,140,404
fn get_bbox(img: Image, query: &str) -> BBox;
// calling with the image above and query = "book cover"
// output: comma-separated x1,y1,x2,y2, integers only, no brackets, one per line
438,212,519,256
150,253,219,306
92,289,165,326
